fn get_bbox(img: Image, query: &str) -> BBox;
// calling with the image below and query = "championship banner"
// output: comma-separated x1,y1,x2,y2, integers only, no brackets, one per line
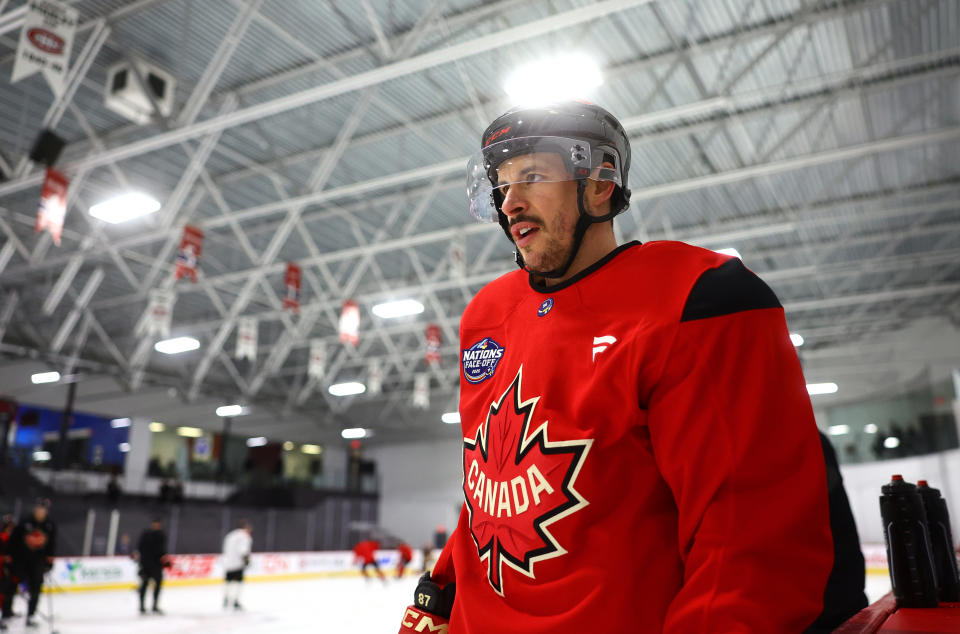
367,359,382,395
339,300,359,347
10,0,78,96
282,262,301,312
449,238,466,280
35,167,69,245
412,372,429,409
425,323,442,365
235,316,257,361
308,339,326,379
174,224,203,282
145,289,174,337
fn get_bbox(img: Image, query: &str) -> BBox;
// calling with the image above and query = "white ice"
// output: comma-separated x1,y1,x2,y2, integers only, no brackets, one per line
2,575,419,634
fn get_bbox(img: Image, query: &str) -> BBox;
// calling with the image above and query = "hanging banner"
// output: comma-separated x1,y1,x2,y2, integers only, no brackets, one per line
35,167,69,245
448,238,466,280
282,262,301,312
367,359,382,395
10,0,78,97
425,323,442,365
235,316,257,361
145,289,174,337
174,224,204,282
338,300,359,347
308,339,327,379
412,373,430,409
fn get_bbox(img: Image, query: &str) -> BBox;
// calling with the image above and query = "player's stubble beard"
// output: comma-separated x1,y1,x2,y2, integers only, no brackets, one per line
511,199,580,276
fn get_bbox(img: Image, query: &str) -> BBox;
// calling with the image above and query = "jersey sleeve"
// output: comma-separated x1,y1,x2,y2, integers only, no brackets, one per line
648,258,833,633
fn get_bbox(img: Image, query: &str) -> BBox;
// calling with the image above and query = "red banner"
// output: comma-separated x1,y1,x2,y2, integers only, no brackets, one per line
35,168,69,245
425,323,442,365
339,300,359,346
174,224,204,282
283,262,301,312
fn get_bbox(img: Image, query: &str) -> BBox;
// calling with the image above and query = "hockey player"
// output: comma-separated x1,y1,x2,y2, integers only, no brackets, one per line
399,101,834,632
134,518,169,615
395,542,413,579
222,519,252,610
0,514,15,631
353,539,385,583
9,500,55,628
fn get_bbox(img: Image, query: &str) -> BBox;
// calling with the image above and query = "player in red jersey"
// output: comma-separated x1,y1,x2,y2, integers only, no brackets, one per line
353,539,385,583
396,542,413,579
399,101,835,633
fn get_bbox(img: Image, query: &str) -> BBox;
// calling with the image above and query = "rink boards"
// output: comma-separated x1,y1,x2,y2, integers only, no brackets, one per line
46,549,420,592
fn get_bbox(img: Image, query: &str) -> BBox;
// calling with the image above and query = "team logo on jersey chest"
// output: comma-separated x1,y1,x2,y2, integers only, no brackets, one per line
462,366,591,596
461,338,505,384
537,298,553,317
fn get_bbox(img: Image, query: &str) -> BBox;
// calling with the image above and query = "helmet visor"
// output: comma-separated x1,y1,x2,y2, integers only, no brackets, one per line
466,136,622,223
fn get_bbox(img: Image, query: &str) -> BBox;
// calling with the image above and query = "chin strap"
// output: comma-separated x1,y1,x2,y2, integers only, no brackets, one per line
498,180,619,281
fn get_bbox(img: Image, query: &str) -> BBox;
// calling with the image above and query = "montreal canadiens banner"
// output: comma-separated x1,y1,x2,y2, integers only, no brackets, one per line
283,262,301,312
10,0,78,96
367,359,382,395
339,300,359,346
174,224,203,282
412,372,429,409
35,167,69,245
235,316,257,361
425,323,442,365
308,339,326,379
143,289,174,338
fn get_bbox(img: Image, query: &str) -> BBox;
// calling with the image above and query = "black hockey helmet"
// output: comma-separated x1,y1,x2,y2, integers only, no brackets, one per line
466,100,632,277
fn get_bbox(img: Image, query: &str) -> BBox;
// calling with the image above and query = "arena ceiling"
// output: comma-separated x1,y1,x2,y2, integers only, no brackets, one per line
0,0,958,446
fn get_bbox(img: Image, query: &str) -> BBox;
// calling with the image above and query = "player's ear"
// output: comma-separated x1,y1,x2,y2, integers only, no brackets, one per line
586,161,616,209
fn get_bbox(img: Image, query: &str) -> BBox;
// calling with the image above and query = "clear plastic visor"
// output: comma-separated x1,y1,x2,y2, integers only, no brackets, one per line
466,136,621,223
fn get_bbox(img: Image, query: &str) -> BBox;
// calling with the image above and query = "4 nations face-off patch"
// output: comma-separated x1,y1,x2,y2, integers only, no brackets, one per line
462,367,592,596
461,337,506,384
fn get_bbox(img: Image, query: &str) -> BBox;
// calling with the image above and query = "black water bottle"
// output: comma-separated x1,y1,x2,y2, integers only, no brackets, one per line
917,480,960,602
879,474,938,607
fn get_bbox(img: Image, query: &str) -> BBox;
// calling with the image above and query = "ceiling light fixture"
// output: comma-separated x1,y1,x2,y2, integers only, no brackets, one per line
148,422,165,432
89,192,161,224
441,412,461,425
790,333,804,347
246,436,268,447
329,382,366,396
118,443,131,453
32,450,52,462
504,53,602,107
301,444,322,455
31,371,61,384
341,428,367,439
154,336,200,354
177,426,203,438
283,441,294,451
806,382,839,395
215,404,245,417
828,424,849,436
371,299,424,319
864,423,878,434
110,418,131,428
883,437,900,449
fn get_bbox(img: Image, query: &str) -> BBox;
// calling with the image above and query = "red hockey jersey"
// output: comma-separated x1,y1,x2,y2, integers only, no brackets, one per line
435,240,833,632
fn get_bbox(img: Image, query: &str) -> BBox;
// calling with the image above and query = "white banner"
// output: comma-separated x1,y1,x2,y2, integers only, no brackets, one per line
141,289,174,338
308,339,327,379
367,359,382,395
448,236,466,280
235,316,258,361
11,0,78,96
412,372,429,409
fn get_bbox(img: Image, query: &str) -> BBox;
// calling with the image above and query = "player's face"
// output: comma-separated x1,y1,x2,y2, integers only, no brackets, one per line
496,152,579,273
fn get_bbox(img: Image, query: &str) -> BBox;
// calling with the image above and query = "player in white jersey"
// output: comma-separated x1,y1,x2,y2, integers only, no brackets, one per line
221,519,252,609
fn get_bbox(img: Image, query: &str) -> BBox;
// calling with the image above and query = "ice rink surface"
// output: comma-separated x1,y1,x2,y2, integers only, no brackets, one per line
2,575,419,634
0,572,892,633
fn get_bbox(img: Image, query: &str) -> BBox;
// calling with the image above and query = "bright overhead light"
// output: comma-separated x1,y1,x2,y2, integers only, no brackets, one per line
301,444,322,455
806,382,838,395
119,443,131,453
89,192,161,224
32,450,52,462
828,424,849,436
246,436,268,447
341,428,367,439
110,417,131,428
715,248,742,259
31,371,61,384
329,382,366,396
790,333,804,347
216,404,245,417
154,336,200,354
283,441,294,451
441,412,461,425
884,437,900,449
371,299,424,319
864,423,878,434
504,53,602,106
149,421,165,433
177,426,203,438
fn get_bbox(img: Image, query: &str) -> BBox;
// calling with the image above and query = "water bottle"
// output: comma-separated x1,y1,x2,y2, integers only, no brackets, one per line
879,474,938,607
916,480,960,602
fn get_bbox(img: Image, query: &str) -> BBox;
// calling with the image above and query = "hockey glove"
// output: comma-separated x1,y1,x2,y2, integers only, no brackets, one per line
398,572,455,633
